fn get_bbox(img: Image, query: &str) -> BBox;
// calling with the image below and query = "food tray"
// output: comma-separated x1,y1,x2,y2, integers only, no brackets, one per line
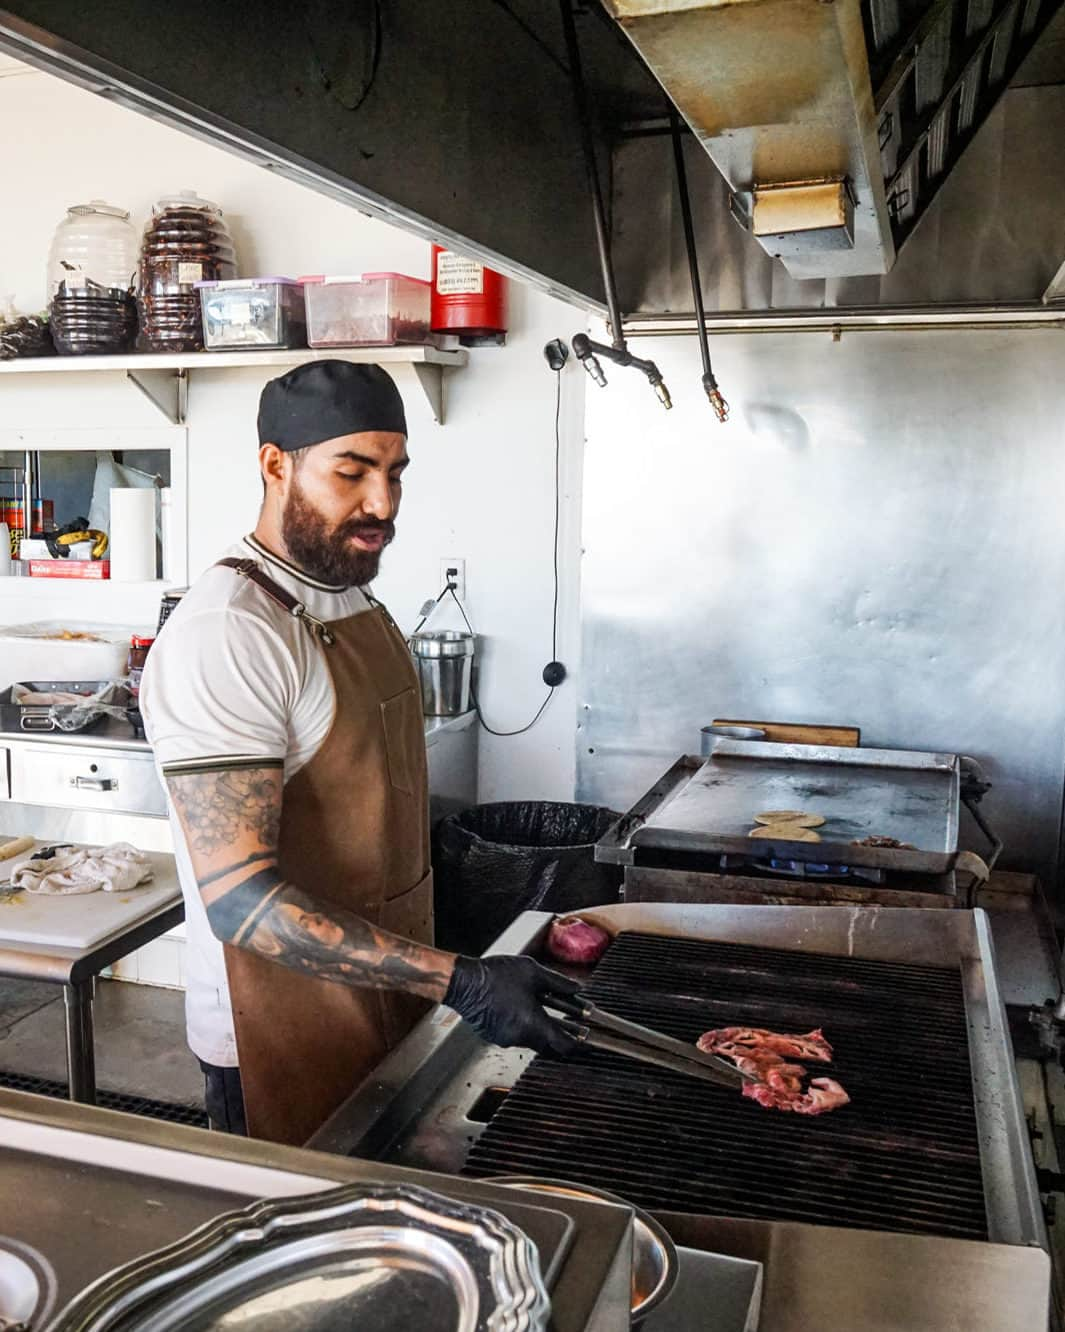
47,1183,551,1331
0,681,133,735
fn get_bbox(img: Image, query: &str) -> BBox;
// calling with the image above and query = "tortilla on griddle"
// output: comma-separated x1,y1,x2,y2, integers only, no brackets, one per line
748,826,822,843
753,811,826,829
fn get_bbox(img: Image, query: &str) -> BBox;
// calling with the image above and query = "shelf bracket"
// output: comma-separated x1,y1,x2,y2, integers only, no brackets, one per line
127,367,188,424
411,363,447,425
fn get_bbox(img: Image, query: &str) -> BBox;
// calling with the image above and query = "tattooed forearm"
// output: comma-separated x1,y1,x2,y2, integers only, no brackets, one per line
202,862,453,1000
170,762,453,999
167,767,282,856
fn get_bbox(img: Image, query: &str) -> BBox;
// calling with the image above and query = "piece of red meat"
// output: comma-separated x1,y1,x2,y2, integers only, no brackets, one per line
698,1026,832,1063
795,1078,850,1115
697,1026,849,1116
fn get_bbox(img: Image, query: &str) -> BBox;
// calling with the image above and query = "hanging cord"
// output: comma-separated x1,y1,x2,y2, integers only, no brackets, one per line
490,0,570,77
303,0,382,113
412,371,564,736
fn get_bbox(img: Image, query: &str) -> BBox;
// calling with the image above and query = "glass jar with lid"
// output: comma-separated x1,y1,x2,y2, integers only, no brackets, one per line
47,200,138,355
137,190,237,352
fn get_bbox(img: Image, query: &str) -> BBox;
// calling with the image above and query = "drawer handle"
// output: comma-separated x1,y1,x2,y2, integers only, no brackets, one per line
71,775,118,792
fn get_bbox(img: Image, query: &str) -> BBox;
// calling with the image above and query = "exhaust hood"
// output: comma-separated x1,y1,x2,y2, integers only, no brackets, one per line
603,0,896,279
603,0,1064,283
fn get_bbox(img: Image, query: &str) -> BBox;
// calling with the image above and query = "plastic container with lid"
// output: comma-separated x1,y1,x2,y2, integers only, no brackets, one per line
300,274,431,348
195,277,307,350
137,191,237,352
47,201,139,355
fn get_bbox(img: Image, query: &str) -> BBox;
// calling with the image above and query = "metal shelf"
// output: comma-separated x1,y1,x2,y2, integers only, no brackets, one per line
0,345,468,425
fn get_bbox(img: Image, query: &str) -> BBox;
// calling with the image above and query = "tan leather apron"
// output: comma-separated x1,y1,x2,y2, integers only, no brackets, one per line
218,560,433,1145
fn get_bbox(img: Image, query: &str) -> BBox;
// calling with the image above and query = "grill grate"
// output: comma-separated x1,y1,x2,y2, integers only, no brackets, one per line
0,1069,207,1128
465,933,987,1239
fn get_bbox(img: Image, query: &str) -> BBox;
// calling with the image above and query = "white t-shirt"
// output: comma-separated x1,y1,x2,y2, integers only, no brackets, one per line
140,534,371,1066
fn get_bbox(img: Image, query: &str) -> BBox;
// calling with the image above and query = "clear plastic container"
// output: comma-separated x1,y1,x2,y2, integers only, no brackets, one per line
137,191,236,352
195,277,307,350
301,273,431,347
47,201,139,355
47,200,137,295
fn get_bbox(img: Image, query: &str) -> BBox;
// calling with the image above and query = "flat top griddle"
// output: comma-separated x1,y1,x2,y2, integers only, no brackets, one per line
465,931,987,1241
597,741,974,877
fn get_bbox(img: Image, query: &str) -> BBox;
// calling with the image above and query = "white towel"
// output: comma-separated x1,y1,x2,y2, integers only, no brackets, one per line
11,842,154,896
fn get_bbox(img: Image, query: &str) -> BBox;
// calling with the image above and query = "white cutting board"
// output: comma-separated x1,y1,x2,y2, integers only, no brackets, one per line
0,843,181,950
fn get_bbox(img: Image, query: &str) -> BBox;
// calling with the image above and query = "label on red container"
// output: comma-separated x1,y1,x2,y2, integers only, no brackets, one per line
435,252,484,295
29,559,110,580
178,261,204,285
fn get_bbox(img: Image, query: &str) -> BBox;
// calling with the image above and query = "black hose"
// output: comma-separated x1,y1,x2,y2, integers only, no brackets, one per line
559,0,626,349
669,105,729,422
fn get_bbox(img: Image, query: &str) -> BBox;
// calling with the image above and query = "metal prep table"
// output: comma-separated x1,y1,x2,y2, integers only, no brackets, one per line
0,847,183,1104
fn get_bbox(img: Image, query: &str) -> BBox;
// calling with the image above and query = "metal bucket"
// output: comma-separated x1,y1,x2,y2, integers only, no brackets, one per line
410,631,475,717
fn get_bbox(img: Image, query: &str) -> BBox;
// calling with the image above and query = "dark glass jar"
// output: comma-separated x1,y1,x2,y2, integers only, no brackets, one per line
137,192,236,352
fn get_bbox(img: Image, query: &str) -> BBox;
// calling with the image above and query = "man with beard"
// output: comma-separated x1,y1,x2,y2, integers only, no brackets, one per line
141,361,576,1144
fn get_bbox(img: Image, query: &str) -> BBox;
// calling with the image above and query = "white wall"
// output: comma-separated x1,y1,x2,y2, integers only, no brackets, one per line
0,63,585,801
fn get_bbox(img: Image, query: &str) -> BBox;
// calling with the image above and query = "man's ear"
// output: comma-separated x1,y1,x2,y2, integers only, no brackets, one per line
259,443,287,492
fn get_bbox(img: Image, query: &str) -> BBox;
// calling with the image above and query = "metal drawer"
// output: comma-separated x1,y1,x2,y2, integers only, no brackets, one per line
5,743,167,817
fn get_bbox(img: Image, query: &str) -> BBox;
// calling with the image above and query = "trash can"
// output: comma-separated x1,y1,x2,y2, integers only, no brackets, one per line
433,801,623,955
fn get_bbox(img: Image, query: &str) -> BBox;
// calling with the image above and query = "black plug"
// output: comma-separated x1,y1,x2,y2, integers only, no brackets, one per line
543,338,569,372
542,661,567,687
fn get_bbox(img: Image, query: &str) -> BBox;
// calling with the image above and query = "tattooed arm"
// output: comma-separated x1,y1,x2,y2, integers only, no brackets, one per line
165,764,455,1000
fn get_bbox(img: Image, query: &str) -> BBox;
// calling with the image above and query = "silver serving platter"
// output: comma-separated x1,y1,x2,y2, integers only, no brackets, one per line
44,1184,550,1332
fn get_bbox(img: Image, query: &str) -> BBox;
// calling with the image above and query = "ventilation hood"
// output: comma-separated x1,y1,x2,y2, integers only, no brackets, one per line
603,0,1063,282
604,0,895,279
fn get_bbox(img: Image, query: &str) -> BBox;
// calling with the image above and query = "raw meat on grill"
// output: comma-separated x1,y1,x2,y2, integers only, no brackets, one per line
798,1078,851,1114
698,1026,850,1115
699,1025,832,1063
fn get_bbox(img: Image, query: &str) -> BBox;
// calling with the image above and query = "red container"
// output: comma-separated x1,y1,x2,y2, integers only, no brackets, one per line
431,245,507,340
29,559,111,580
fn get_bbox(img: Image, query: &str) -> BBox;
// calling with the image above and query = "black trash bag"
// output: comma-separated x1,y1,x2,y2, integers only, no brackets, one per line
433,801,623,955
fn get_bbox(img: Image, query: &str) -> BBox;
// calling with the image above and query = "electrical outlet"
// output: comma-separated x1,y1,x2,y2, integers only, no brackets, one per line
440,557,466,601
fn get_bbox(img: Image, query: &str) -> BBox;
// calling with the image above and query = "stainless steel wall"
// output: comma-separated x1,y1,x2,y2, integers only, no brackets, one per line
577,327,1065,893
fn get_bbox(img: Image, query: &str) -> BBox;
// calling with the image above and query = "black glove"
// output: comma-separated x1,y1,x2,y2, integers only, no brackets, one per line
444,955,580,1057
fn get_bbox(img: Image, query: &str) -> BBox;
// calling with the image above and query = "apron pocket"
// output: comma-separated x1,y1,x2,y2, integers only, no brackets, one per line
380,687,420,795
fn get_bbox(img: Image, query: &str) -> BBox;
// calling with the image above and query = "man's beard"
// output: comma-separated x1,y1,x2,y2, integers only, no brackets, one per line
281,480,394,587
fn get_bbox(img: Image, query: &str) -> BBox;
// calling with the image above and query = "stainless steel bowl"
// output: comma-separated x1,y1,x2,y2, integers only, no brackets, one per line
699,723,767,754
489,1176,678,1324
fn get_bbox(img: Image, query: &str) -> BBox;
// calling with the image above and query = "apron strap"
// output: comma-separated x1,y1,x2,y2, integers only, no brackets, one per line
216,557,337,647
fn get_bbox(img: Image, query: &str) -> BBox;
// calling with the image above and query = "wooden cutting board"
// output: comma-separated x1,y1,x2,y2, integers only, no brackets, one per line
0,843,181,950
712,718,861,747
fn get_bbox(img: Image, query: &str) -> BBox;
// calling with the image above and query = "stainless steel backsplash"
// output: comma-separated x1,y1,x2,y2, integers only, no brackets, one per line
577,327,1065,895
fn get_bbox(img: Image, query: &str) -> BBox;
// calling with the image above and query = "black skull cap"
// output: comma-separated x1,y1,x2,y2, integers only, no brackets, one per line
257,360,407,450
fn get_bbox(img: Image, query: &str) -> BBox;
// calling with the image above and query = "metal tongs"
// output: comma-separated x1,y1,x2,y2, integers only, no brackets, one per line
550,993,754,1088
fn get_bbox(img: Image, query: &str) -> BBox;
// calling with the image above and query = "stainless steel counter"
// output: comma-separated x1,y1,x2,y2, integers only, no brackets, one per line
0,709,478,847
0,709,476,755
0,1089,631,1332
